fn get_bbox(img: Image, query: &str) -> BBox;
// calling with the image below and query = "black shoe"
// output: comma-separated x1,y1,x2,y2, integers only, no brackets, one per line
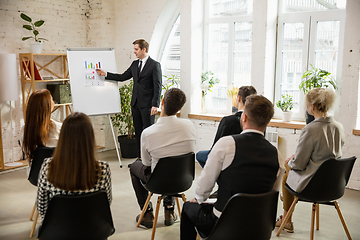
128,158,140,168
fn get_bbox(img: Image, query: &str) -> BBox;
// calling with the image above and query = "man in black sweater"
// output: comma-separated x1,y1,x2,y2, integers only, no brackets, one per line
196,86,257,168
180,95,279,240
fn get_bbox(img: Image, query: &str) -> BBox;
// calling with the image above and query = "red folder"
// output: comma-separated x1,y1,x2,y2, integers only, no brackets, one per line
22,60,42,80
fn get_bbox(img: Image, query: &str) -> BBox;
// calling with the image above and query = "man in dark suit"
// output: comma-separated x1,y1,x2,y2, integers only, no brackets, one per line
196,86,257,168
96,39,162,162
180,95,279,240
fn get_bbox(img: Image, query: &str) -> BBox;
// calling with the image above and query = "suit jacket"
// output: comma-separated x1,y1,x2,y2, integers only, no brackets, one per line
211,111,242,149
106,57,162,108
286,117,345,192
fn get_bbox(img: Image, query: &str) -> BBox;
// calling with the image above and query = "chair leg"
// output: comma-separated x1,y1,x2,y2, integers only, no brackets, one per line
276,197,298,236
30,209,38,237
175,197,182,220
151,196,162,240
181,193,187,202
310,203,316,240
315,203,319,230
30,202,36,221
136,192,153,227
334,201,352,240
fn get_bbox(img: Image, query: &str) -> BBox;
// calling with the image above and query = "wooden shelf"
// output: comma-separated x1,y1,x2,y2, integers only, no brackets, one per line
19,53,71,119
0,160,28,172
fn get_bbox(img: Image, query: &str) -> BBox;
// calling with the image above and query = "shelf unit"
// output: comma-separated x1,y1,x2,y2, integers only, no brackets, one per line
19,53,72,118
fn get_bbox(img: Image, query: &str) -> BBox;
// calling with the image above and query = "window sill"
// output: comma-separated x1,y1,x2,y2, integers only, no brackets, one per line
353,129,360,136
188,113,306,130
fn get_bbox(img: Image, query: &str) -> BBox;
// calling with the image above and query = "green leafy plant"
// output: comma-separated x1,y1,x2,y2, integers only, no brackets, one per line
276,94,294,112
299,64,337,94
20,13,47,43
111,81,135,139
200,71,220,95
162,74,180,99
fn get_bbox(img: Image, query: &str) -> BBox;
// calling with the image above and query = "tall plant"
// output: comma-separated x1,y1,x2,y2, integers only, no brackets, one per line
20,13,47,43
162,74,180,99
111,81,135,139
299,64,337,94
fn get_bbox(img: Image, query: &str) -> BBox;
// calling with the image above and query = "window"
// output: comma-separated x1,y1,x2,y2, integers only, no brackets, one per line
204,0,253,113
160,15,181,79
275,0,345,120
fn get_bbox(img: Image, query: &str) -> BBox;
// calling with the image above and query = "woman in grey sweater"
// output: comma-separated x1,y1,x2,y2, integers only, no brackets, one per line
276,88,345,233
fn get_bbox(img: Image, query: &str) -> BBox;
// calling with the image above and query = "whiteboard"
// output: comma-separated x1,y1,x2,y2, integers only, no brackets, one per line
67,48,121,116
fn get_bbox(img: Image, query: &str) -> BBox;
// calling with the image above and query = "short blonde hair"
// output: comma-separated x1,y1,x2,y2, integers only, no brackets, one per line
306,88,336,113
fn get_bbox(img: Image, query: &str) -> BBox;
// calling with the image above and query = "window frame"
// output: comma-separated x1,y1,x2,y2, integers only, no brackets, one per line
274,9,345,120
203,0,253,114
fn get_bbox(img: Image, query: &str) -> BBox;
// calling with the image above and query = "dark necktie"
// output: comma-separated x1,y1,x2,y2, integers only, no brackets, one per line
138,60,142,74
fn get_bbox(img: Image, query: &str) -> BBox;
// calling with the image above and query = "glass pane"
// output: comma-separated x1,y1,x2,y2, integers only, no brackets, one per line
206,23,229,111
280,22,304,113
209,0,253,18
315,20,340,78
283,0,346,13
233,22,252,88
160,16,181,80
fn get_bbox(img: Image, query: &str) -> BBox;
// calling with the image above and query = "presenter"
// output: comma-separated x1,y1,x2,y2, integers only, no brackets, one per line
96,39,162,166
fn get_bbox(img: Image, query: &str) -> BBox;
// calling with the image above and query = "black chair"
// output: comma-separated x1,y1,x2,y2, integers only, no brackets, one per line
276,157,357,240
28,146,55,237
196,190,279,240
37,191,115,240
136,152,195,240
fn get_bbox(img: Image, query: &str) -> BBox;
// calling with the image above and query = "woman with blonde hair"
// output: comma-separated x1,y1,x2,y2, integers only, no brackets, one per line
22,89,62,167
36,112,112,219
276,88,345,233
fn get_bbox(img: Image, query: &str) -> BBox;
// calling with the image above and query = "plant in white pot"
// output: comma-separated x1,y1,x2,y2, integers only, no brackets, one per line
276,94,294,122
20,13,47,54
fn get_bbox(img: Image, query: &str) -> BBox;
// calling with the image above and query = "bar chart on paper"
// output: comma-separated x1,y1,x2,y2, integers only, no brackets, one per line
83,58,104,87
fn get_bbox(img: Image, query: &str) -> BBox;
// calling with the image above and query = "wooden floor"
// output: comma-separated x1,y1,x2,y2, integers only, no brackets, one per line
0,149,359,240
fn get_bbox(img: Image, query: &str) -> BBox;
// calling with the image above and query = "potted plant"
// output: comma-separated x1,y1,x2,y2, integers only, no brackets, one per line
162,74,180,100
20,13,47,54
200,71,220,112
111,80,137,158
299,64,338,123
276,94,294,122
227,86,239,114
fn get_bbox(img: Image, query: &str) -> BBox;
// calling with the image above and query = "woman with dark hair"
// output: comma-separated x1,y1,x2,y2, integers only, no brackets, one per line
276,88,344,233
36,112,112,219
21,89,62,174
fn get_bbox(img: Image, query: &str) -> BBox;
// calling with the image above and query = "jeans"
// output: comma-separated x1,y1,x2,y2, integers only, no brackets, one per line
196,150,210,168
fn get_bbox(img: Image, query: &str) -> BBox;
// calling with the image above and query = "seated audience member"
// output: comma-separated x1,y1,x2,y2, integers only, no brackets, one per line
196,86,257,168
276,88,344,233
130,88,196,228
180,95,279,240
36,112,112,219
21,89,62,174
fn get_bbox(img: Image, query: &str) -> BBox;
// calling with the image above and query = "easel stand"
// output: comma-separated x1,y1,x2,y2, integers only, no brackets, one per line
91,115,122,168
108,115,122,168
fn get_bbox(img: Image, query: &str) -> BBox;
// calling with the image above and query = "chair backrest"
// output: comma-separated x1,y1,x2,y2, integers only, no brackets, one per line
37,191,115,240
203,190,279,240
289,156,357,203
145,152,195,195
28,146,55,186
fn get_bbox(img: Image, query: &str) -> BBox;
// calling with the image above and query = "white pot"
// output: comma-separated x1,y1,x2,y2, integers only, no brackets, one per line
30,42,43,54
282,111,292,122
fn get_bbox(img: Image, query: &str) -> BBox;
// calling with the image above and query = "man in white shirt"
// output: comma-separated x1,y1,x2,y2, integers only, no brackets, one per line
180,95,279,239
130,88,196,228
